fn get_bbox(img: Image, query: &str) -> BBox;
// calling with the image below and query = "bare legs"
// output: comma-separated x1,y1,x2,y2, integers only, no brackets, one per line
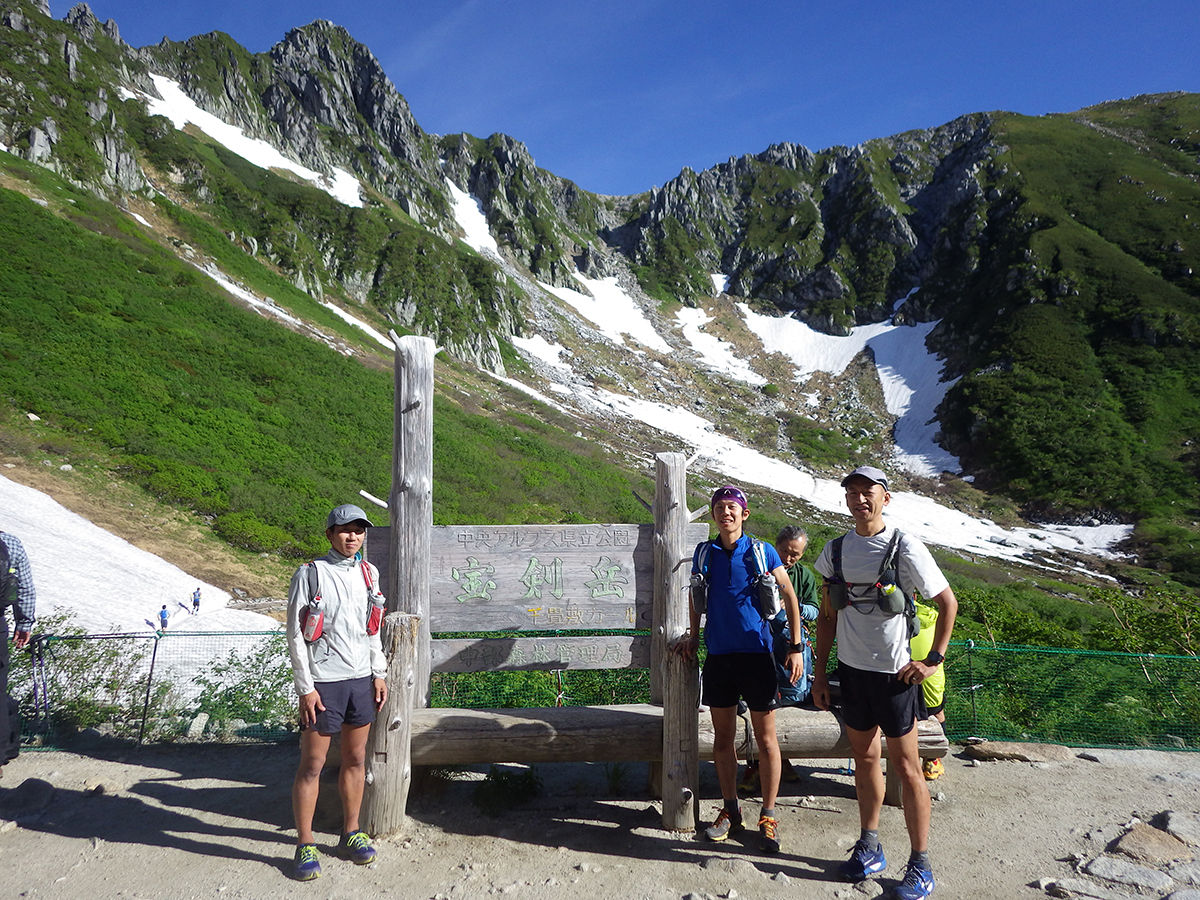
292,723,372,844
845,720,929,852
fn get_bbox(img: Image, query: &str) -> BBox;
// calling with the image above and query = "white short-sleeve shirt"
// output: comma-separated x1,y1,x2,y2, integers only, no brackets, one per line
814,523,948,674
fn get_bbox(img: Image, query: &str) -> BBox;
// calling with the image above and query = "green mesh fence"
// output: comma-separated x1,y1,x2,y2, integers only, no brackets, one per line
8,632,1198,751
10,630,296,747
943,641,1200,750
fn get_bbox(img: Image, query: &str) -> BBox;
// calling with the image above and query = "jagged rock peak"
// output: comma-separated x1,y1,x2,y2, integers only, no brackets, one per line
33,0,51,17
268,19,421,141
65,2,97,41
756,141,815,170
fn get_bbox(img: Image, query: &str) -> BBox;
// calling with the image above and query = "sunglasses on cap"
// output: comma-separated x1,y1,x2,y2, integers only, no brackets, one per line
710,486,748,509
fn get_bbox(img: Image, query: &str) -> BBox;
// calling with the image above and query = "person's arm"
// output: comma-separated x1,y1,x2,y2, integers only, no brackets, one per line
5,536,36,647
898,585,958,686
773,565,804,683
798,565,820,620
811,581,838,710
286,565,323,725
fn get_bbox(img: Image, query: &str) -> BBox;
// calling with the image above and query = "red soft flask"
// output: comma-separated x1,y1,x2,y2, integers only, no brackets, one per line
300,605,324,642
366,598,384,636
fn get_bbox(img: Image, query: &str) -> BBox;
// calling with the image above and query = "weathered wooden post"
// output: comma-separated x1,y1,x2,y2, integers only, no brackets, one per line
362,333,434,834
361,611,420,837
389,333,434,706
656,451,698,832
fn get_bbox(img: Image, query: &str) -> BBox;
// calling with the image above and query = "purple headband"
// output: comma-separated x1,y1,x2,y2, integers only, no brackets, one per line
710,485,748,510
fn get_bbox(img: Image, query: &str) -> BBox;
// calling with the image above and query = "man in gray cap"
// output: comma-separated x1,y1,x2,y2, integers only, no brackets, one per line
811,467,957,900
287,504,388,881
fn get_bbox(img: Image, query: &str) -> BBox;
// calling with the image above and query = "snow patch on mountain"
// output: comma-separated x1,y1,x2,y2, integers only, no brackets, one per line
446,180,500,256
121,75,363,208
675,307,766,386
738,302,961,476
538,275,672,354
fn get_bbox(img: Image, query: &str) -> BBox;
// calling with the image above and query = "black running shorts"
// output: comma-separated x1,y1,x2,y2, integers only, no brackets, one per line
702,651,777,712
837,662,921,738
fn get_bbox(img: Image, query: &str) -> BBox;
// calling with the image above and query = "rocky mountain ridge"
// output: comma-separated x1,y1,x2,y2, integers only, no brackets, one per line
1,0,1198,584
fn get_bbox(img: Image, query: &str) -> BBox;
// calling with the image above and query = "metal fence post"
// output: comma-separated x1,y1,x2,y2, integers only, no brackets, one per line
966,639,976,735
137,634,161,746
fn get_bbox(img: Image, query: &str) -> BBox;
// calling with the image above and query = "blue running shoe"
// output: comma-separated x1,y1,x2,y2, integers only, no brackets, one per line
840,839,887,881
293,843,321,881
338,830,377,865
893,863,935,899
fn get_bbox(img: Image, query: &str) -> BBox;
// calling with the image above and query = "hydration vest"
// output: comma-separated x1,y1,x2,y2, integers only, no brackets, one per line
825,530,920,638
691,536,780,619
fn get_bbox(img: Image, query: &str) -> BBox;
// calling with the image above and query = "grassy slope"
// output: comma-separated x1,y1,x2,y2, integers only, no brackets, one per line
936,98,1200,584
0,163,649,560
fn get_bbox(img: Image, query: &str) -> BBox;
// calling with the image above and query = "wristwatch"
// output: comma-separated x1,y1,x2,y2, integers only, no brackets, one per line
788,643,804,654
923,649,944,666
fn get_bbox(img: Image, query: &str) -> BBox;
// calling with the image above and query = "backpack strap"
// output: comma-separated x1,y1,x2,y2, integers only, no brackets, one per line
0,536,11,611
305,561,322,606
875,530,903,583
750,537,770,577
695,540,711,576
831,535,845,582
879,529,920,638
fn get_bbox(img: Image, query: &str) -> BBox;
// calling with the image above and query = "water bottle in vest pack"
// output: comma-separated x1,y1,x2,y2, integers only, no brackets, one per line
750,538,782,619
361,558,385,636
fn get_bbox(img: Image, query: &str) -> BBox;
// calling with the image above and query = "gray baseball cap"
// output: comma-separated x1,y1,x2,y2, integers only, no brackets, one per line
326,503,375,528
840,465,890,491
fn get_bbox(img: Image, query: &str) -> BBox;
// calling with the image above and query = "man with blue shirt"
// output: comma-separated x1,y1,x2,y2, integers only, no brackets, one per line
680,485,805,854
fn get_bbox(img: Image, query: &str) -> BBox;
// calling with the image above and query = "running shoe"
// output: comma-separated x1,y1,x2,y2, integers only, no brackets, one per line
893,862,936,899
293,843,321,881
337,830,377,865
703,806,744,841
923,758,944,781
839,839,887,881
758,814,780,854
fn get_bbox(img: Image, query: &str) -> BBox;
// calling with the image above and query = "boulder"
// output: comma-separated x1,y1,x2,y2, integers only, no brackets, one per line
1111,822,1192,864
961,741,1075,763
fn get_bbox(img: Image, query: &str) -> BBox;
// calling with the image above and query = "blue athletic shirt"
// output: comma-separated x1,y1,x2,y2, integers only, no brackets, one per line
692,533,781,656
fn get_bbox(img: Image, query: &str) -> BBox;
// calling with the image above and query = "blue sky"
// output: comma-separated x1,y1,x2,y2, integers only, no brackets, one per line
54,1,1199,196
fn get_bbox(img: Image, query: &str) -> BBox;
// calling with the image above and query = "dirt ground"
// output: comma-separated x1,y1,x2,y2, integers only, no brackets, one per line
1,740,1197,899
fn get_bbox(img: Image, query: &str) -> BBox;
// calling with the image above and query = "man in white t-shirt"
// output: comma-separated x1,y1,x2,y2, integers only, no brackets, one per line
812,466,957,900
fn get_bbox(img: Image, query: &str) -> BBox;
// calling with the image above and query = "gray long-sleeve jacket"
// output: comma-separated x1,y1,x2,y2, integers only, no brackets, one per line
1,531,36,633
286,549,387,696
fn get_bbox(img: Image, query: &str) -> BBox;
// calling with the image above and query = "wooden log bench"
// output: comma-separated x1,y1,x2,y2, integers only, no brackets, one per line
406,704,948,764
407,702,949,806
